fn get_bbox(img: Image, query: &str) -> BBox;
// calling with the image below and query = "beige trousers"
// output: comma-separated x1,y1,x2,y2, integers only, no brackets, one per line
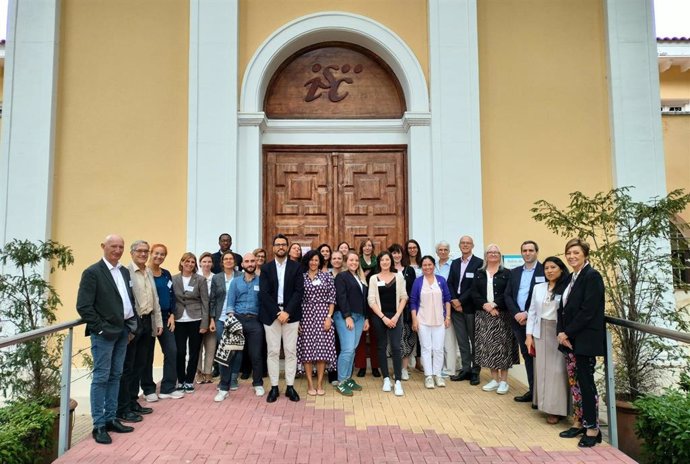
264,319,299,387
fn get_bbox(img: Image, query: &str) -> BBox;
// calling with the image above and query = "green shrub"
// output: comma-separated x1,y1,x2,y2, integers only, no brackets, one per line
634,389,690,463
0,401,56,464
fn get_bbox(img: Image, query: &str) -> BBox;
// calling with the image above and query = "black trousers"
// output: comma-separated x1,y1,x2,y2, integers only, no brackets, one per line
174,320,202,384
575,354,599,428
370,315,403,381
513,322,534,392
140,317,178,395
117,315,152,415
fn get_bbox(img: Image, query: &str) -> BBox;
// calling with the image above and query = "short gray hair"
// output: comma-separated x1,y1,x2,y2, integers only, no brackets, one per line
435,241,450,252
130,240,149,253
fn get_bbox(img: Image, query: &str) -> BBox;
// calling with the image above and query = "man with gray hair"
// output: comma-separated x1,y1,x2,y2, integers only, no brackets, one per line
435,241,458,378
116,240,163,423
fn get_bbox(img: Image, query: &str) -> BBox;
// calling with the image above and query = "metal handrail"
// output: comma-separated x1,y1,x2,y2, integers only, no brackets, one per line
603,315,690,449
0,318,84,457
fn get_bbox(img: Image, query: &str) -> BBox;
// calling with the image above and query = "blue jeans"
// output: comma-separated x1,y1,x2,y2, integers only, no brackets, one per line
333,312,364,382
90,328,129,428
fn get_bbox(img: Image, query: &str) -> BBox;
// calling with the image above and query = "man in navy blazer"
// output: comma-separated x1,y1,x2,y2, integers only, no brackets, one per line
211,233,243,274
259,234,304,403
447,236,484,385
504,240,545,403
76,235,137,444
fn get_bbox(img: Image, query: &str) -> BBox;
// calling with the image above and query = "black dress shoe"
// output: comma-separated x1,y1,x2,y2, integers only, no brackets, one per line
117,411,143,423
132,403,153,415
356,368,366,377
469,374,480,386
531,404,538,410
106,419,134,433
371,368,381,378
578,430,602,447
285,385,300,402
514,391,533,402
559,427,586,438
450,372,471,382
92,426,112,444
266,386,279,403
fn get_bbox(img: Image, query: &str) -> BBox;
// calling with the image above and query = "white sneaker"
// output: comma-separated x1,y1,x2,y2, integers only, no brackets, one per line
440,370,450,378
424,376,435,389
382,377,392,392
331,380,339,386
394,380,404,396
214,390,229,402
496,381,509,395
435,376,446,388
254,386,265,397
401,368,409,381
482,379,499,391
159,391,184,399
144,393,159,402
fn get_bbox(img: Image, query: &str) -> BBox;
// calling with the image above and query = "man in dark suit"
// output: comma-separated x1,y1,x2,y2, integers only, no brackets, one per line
76,235,137,444
447,235,484,385
211,233,243,273
259,234,304,403
504,240,545,403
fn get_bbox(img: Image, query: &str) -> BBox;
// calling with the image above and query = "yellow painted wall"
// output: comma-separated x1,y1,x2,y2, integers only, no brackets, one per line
477,0,612,257
663,115,690,223
238,0,429,92
52,0,189,354
660,67,690,102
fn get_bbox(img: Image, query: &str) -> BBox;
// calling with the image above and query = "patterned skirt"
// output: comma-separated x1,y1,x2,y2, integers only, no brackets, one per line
474,310,519,370
296,300,336,373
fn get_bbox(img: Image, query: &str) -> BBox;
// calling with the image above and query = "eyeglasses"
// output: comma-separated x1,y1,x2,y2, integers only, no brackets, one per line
134,249,150,254
273,243,288,248
487,251,500,255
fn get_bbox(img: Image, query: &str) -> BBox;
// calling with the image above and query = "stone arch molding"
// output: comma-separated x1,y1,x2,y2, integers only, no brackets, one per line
240,11,429,114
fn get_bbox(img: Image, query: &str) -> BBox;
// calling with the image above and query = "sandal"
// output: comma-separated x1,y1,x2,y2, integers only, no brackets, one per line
307,389,317,396
316,389,325,396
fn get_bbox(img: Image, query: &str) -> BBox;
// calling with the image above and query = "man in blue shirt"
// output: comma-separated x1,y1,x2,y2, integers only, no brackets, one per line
505,240,544,403
215,252,265,401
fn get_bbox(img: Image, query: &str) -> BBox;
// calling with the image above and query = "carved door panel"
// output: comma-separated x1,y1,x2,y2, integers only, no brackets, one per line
263,146,407,257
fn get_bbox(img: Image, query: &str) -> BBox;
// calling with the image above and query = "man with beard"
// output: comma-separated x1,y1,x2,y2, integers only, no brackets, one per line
214,253,266,401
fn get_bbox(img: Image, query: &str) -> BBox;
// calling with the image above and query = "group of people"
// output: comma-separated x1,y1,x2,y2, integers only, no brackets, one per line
78,232,605,449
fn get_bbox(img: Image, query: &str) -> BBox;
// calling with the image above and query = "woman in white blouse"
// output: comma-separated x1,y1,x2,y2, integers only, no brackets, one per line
525,256,571,424
196,252,216,384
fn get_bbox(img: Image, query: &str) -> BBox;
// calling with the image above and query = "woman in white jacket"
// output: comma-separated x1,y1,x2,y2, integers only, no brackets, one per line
525,256,570,424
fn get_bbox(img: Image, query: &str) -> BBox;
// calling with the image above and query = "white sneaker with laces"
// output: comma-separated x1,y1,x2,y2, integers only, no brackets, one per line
482,379,499,391
401,368,409,381
254,386,265,397
214,390,229,402
394,380,404,396
159,390,184,399
382,377,392,392
144,393,159,402
496,381,509,395
435,376,446,388
424,376,435,389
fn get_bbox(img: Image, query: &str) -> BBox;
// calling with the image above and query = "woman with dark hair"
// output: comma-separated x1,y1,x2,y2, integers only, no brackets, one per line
557,239,605,447
337,241,351,256
172,252,210,393
389,243,417,380
318,243,333,272
405,239,423,277
472,244,516,396
288,243,303,263
410,255,452,389
355,238,380,378
367,251,408,396
526,256,570,424
296,250,337,396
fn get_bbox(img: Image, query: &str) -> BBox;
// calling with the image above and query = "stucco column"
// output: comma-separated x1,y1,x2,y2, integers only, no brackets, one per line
404,112,433,251
0,0,60,246
187,0,239,254
236,112,266,250
428,0,484,252
605,0,667,199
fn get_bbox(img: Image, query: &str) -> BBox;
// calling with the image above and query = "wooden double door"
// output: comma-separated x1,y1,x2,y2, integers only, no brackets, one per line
263,146,408,256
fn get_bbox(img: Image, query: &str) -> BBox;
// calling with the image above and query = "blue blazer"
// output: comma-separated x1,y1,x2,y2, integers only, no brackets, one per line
259,259,304,325
504,261,545,318
446,255,483,314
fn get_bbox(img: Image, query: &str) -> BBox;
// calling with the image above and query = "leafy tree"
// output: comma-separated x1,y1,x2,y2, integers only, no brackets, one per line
531,187,690,400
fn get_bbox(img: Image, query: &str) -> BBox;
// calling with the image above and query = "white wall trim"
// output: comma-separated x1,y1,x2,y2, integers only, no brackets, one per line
428,0,484,251
0,0,60,249
187,0,239,254
237,12,433,250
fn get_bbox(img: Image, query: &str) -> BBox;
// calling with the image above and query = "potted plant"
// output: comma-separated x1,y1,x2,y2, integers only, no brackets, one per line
0,239,76,462
531,187,690,460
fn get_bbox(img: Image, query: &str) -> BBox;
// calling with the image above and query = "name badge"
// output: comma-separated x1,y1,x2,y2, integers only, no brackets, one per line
184,285,194,292
554,295,562,303
312,279,322,286
535,276,546,283
167,280,173,289
377,280,386,287
129,280,133,287
253,285,260,291
465,272,474,278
